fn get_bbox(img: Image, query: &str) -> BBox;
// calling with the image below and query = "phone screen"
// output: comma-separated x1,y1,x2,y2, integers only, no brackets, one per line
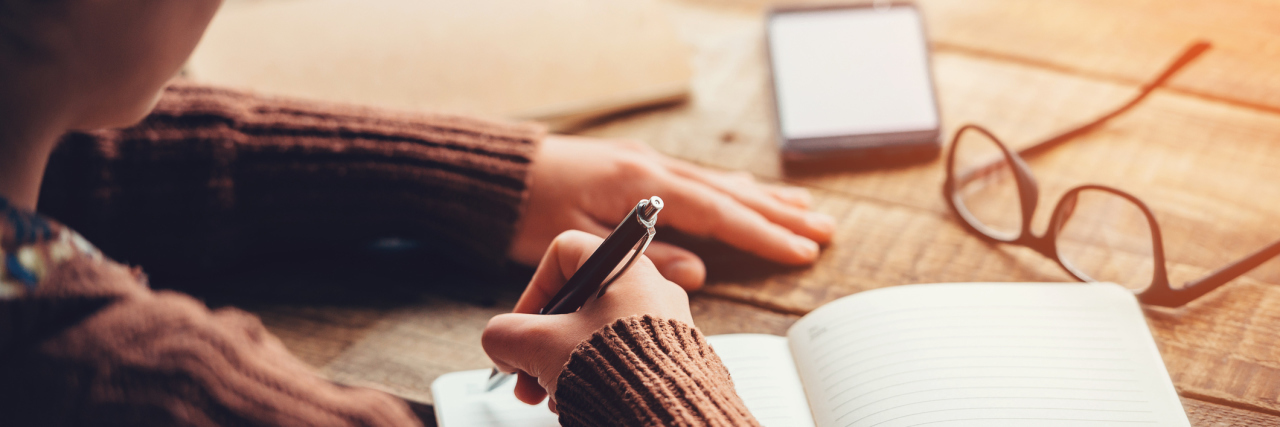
768,6,938,142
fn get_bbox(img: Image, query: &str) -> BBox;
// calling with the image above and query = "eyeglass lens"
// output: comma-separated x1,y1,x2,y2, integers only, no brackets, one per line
1052,190,1157,292
951,128,1021,240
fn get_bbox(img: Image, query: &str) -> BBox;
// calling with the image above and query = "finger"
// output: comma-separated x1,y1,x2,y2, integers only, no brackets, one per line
515,372,547,405
512,230,604,314
662,160,834,243
762,183,813,209
642,241,705,291
657,176,821,265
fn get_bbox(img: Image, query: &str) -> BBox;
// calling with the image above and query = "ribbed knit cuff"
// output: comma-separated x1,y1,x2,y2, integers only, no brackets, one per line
554,315,760,427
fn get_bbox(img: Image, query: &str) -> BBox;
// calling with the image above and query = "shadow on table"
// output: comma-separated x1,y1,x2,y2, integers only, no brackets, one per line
162,226,804,309
142,233,797,426
161,243,534,311
656,227,808,284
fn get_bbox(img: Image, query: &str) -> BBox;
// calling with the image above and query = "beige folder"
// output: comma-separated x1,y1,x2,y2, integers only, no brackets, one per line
187,0,692,131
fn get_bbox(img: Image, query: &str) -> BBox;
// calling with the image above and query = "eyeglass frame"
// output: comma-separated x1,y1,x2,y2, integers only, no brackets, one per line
941,41,1280,308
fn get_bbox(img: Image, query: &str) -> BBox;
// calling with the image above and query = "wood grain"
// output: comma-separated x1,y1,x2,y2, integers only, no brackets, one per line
1183,397,1280,427
584,0,1280,421
253,293,798,406
239,0,1280,423
677,0,1280,112
591,2,1280,289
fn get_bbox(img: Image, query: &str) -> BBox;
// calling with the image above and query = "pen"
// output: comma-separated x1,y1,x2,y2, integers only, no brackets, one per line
485,196,664,392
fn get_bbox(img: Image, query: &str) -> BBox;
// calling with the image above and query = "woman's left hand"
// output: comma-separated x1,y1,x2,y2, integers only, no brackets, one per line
508,135,836,291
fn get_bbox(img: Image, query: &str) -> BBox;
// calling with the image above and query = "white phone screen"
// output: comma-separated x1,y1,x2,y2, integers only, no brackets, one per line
768,6,939,141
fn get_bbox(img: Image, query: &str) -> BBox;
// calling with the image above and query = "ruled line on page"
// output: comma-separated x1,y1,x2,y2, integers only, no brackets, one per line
836,387,1148,414
823,355,1132,394
827,364,1137,403
807,305,1112,352
902,417,1158,426
821,344,1127,378
788,284,1188,427
839,397,1155,424
805,304,1156,426
816,333,1123,372
813,320,1117,365
861,407,1155,427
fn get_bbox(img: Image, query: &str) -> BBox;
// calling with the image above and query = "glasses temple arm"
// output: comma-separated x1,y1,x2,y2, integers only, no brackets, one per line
1018,41,1211,160
1177,238,1280,302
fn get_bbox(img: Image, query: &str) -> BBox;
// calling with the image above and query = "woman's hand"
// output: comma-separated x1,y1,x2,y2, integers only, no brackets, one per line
508,135,836,290
483,231,693,411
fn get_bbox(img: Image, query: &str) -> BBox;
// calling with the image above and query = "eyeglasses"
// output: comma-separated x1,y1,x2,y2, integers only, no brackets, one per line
943,41,1280,307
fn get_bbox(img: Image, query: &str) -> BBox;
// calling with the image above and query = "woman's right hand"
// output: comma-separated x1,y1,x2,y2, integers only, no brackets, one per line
481,230,694,410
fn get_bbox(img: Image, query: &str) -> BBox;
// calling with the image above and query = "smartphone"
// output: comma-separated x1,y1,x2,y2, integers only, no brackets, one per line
766,3,941,170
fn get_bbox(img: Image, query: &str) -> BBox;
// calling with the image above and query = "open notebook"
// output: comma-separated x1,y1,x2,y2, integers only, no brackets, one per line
431,283,1189,426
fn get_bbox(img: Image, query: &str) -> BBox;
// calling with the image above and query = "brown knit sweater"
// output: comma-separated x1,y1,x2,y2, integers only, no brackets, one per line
0,83,759,426
558,316,760,427
39,82,542,276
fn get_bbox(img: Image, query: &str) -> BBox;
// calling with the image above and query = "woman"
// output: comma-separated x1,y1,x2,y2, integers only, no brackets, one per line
0,0,833,425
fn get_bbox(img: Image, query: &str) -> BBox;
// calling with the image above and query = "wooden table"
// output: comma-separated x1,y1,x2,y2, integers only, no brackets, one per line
242,1,1280,425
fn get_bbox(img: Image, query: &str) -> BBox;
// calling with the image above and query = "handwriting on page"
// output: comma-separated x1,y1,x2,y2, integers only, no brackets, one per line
803,304,1161,427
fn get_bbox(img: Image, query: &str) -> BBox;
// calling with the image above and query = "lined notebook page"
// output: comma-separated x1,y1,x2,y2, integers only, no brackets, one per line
432,338,814,427
786,283,1188,427
706,334,817,427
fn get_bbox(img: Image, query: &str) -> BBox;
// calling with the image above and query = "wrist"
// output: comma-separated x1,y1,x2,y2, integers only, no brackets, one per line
554,315,752,427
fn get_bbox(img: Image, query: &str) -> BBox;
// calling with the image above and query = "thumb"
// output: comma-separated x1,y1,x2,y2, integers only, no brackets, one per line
481,313,563,402
513,230,603,314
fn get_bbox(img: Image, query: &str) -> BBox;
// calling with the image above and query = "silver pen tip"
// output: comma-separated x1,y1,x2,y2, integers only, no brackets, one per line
485,368,513,392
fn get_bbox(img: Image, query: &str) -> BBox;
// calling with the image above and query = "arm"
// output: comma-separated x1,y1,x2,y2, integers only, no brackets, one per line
39,82,542,278
0,200,421,426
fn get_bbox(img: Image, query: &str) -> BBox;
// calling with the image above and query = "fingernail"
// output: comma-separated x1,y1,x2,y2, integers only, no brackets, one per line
792,236,820,260
806,212,836,234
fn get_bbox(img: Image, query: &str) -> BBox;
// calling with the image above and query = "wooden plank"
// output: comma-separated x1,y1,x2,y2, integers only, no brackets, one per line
256,294,1280,427
254,305,389,368
1148,283,1280,418
258,291,798,406
586,1,1280,288
671,0,1280,112
577,2,1280,415
233,0,1280,421
1184,397,1280,427
693,186,1280,413
919,0,1280,112
315,294,510,404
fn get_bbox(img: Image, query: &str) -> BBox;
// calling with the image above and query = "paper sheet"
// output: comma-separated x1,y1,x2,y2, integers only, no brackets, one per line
787,283,1189,427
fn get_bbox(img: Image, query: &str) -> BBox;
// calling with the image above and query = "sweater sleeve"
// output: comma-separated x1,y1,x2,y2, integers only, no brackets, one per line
0,199,422,427
38,82,544,278
554,315,762,427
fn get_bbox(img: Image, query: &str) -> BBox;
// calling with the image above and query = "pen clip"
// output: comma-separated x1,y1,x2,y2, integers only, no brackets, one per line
596,212,658,298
